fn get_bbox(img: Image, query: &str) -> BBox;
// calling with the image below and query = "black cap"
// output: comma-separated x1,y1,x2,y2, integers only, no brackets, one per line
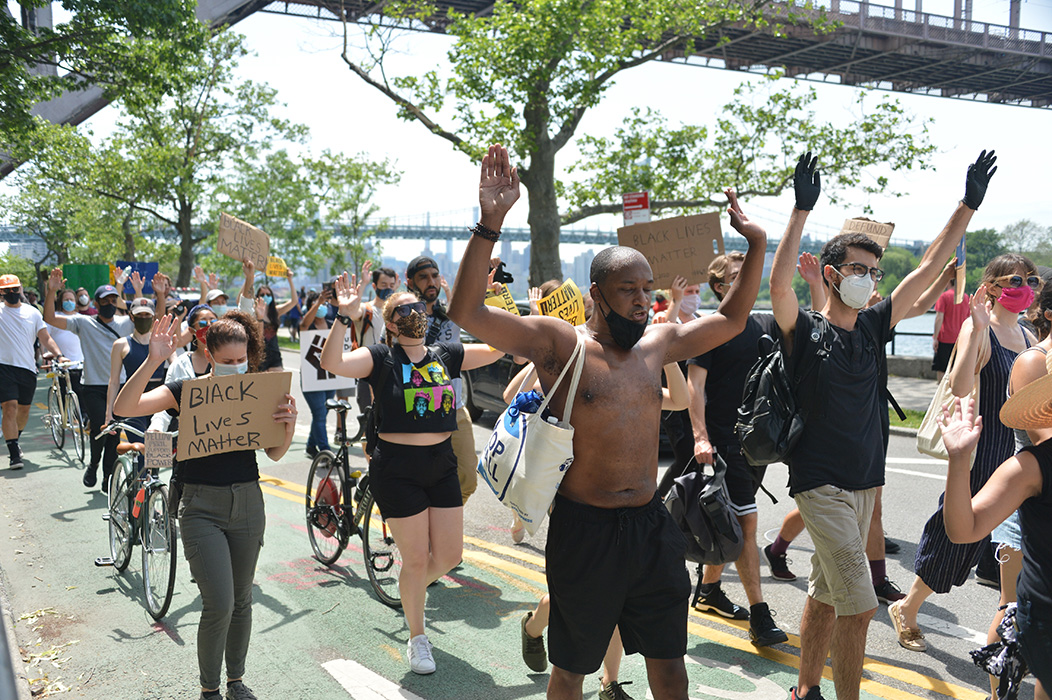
406,255,438,279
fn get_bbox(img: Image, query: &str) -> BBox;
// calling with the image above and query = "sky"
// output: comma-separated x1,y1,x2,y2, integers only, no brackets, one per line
8,0,1052,267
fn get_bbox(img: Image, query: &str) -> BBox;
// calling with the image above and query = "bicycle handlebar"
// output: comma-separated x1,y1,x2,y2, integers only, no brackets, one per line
94,422,180,441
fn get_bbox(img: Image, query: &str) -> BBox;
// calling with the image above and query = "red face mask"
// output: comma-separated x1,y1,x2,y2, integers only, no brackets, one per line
195,326,209,347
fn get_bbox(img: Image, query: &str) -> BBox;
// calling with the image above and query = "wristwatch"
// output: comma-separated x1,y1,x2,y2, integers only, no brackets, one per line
335,313,353,326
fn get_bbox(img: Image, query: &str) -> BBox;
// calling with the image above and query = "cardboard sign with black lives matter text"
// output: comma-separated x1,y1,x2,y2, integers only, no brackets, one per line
840,217,895,250
217,213,270,271
538,279,585,326
177,371,292,461
617,213,724,289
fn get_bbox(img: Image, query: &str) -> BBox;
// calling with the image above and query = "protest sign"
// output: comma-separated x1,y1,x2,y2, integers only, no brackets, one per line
617,212,723,288
266,256,287,277
144,432,174,471
484,284,520,315
955,236,967,304
217,213,270,271
177,371,292,461
61,264,111,294
538,278,586,326
300,329,357,393
840,217,895,250
115,260,159,295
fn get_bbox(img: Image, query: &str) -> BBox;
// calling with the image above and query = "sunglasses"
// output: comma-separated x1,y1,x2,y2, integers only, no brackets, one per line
993,274,1041,290
837,262,885,282
393,301,426,317
196,318,217,327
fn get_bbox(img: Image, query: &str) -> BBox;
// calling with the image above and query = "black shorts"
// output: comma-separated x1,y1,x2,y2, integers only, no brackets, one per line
715,443,766,516
545,493,691,675
0,364,37,405
260,335,283,371
369,438,462,518
932,341,954,372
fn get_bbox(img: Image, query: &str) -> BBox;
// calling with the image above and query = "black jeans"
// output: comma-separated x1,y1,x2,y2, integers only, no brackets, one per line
81,385,116,473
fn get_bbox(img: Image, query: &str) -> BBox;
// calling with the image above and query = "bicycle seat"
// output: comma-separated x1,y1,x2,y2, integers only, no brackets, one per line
116,442,145,455
325,399,353,412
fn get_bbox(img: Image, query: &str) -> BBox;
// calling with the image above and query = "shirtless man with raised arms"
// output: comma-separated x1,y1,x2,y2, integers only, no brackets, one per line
448,144,767,700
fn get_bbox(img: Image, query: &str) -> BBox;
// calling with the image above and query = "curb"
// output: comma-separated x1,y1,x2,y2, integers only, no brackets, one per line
889,426,919,438
0,565,32,700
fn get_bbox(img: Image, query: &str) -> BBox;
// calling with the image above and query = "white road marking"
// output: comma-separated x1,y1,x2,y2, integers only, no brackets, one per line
916,613,989,645
886,457,945,464
886,467,945,481
322,659,425,699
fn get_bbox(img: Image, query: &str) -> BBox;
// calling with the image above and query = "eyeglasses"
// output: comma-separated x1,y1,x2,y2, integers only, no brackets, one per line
195,318,217,327
393,301,426,317
837,262,885,282
993,274,1041,290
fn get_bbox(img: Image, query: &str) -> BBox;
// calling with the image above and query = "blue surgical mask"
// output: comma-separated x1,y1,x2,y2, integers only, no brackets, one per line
316,303,329,318
261,294,273,306
376,288,394,301
213,361,248,376
212,304,228,316
62,300,76,312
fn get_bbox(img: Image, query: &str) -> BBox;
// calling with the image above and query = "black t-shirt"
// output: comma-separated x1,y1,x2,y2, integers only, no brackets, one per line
688,313,781,446
786,298,893,496
1018,440,1052,615
166,379,259,486
366,342,464,433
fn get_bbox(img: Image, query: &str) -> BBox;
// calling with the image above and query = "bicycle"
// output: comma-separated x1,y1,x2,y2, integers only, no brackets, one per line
304,399,402,608
42,360,86,464
93,421,179,620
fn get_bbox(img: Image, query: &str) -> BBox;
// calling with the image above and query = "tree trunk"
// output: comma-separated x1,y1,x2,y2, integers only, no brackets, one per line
121,210,136,261
176,199,195,286
521,144,564,286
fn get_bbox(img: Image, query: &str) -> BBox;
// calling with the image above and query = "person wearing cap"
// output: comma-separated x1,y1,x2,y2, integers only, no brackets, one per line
0,274,64,469
104,299,170,467
205,288,230,317
406,254,480,505
45,268,133,489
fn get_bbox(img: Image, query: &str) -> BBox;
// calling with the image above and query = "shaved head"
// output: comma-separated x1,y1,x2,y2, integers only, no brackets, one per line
590,247,649,286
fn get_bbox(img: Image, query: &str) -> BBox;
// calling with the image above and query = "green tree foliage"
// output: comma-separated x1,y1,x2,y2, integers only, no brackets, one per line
998,219,1052,269
876,246,918,297
0,251,39,294
965,227,1007,290
1,0,203,143
339,0,934,284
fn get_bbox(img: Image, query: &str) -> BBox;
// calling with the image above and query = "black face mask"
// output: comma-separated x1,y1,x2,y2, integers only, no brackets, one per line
3,291,21,305
596,287,646,350
97,303,117,319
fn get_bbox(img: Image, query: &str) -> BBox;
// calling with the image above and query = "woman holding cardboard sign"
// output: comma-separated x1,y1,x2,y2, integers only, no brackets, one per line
114,310,297,700
320,278,502,676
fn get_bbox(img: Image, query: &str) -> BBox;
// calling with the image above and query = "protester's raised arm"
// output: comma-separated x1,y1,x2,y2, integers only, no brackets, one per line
43,268,67,329
448,144,574,362
904,259,956,320
320,271,375,378
797,252,826,311
948,289,991,397
114,315,179,417
771,153,819,343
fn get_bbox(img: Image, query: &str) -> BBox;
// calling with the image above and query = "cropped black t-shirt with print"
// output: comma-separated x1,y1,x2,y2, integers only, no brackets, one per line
166,379,259,486
366,342,464,434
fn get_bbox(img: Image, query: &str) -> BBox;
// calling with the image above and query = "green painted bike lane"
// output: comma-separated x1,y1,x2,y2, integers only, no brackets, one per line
0,377,975,699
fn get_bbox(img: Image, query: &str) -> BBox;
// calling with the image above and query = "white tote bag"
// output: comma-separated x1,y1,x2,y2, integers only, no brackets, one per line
477,332,586,536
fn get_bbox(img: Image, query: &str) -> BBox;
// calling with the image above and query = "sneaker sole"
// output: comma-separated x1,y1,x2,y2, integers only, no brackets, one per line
749,629,789,647
694,603,749,620
770,572,797,581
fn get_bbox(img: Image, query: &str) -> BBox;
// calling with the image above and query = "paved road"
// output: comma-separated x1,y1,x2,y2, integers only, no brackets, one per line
0,348,1030,699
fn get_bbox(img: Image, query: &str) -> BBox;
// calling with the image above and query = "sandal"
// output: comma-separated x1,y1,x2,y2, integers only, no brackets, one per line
889,600,927,652
511,514,526,544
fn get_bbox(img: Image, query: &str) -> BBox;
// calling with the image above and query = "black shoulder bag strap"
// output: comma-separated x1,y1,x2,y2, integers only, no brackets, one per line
94,317,123,341
794,311,835,416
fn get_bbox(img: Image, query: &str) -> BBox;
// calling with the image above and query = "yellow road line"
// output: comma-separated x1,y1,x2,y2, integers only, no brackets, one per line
262,475,983,700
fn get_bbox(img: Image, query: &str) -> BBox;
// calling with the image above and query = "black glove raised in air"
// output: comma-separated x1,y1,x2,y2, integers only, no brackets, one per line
962,149,997,210
793,151,821,211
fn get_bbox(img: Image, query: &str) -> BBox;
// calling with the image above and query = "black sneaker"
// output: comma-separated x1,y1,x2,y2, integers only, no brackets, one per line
884,536,900,554
694,581,749,620
874,577,906,604
790,686,825,700
306,445,319,459
520,612,547,673
8,452,23,470
225,681,258,700
764,544,797,581
598,680,635,700
83,466,98,488
749,604,789,647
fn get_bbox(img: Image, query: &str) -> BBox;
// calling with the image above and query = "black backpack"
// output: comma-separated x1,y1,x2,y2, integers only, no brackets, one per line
663,455,744,566
735,312,833,468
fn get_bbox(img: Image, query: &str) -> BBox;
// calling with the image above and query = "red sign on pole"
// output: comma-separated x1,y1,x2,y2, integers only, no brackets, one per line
622,192,651,227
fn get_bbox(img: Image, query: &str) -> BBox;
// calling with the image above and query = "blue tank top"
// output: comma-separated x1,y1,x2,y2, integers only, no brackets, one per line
123,336,166,386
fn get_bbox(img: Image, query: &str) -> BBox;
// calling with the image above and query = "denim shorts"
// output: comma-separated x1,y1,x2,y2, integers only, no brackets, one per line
991,510,1023,551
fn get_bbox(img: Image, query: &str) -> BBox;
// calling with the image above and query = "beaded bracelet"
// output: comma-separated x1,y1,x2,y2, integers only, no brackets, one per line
470,221,501,242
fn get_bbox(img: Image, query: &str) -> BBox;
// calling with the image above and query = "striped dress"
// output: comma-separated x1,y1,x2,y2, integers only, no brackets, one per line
914,327,1029,593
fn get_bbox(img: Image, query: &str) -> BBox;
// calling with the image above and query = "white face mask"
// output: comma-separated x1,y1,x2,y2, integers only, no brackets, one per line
679,293,701,316
833,270,875,310
212,304,228,317
213,361,248,376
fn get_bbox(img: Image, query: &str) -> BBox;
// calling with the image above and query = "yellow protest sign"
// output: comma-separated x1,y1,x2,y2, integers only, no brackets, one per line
484,284,520,315
177,371,292,460
266,256,287,277
538,279,585,326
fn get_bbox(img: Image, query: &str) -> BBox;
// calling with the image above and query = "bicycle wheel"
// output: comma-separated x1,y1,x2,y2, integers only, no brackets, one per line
107,461,134,572
360,487,402,609
47,385,64,449
67,392,86,464
141,485,177,620
305,450,347,566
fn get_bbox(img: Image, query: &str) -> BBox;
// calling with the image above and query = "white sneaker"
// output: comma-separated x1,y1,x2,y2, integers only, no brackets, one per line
407,634,436,674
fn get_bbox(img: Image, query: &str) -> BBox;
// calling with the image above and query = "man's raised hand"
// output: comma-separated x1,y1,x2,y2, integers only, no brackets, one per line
962,149,997,210
47,268,65,292
725,188,766,244
479,144,520,228
669,275,688,303
793,151,821,211
797,253,822,285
